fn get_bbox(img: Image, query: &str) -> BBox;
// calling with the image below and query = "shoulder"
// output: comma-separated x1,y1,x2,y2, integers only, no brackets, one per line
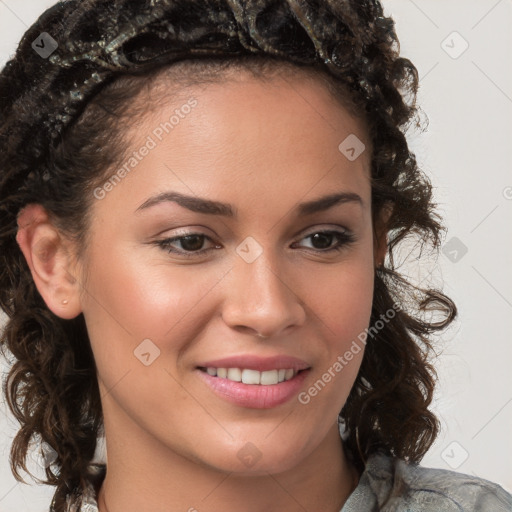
343,452,512,511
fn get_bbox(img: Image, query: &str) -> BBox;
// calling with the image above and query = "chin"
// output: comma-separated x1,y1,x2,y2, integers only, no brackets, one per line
188,436,314,476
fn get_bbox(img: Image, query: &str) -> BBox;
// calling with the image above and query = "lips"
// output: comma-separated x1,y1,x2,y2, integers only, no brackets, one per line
196,355,311,409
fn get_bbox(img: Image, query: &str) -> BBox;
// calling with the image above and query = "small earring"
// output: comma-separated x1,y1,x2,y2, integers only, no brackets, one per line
61,299,69,305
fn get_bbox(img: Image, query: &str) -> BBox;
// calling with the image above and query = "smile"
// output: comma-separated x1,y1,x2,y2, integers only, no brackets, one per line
196,367,311,409
198,367,299,385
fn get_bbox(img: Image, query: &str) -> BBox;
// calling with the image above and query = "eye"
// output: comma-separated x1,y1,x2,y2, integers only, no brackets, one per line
293,230,356,253
152,228,356,260
155,233,219,258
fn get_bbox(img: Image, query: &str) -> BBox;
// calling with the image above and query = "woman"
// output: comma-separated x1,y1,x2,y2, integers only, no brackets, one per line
0,0,510,511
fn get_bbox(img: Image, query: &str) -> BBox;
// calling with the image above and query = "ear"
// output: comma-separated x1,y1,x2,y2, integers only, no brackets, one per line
373,202,393,268
16,203,82,319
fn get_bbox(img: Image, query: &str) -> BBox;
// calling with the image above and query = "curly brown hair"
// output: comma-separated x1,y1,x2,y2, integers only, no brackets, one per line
0,0,456,510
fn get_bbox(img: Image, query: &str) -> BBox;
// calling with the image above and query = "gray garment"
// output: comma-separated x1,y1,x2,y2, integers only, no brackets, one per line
69,454,512,511
341,453,512,511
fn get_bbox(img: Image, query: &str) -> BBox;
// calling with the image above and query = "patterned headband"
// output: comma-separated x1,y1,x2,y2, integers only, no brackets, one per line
0,0,389,195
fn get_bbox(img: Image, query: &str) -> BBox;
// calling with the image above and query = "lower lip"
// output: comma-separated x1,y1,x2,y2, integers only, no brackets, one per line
196,369,310,409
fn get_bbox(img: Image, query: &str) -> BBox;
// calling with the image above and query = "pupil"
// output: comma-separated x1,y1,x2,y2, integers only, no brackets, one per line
311,233,333,249
181,235,204,251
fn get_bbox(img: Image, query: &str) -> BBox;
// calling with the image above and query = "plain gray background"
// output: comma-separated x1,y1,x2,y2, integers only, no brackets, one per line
1,1,511,510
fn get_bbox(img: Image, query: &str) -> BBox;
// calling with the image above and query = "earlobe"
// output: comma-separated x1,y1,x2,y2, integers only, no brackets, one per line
16,203,82,319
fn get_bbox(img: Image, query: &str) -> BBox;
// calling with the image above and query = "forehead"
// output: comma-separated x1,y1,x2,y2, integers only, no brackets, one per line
132,61,368,144
91,67,372,225
135,65,370,168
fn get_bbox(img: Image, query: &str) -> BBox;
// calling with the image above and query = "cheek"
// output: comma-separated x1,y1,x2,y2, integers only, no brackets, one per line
83,242,217,333
80,240,235,389
307,254,375,345
79,246,184,373
297,252,374,406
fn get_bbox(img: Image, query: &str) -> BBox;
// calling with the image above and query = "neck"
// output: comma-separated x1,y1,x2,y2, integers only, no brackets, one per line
97,406,358,512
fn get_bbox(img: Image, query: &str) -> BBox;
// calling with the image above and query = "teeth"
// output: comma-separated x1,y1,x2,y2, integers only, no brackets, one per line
227,368,242,382
242,369,260,385
260,370,278,385
204,367,298,385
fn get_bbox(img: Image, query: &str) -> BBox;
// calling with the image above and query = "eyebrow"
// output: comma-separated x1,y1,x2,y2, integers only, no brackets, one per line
135,191,363,217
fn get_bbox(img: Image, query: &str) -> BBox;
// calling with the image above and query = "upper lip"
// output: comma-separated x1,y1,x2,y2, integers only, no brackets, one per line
197,355,311,372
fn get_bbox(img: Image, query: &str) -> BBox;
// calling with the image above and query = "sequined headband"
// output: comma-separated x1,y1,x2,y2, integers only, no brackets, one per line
0,0,389,195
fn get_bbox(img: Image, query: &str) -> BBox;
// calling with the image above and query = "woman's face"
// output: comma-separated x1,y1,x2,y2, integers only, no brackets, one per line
76,70,379,474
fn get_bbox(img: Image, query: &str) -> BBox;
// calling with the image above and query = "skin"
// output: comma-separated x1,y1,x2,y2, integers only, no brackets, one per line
16,69,389,512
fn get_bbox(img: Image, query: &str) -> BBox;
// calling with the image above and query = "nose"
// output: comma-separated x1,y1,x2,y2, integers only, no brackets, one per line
221,252,306,339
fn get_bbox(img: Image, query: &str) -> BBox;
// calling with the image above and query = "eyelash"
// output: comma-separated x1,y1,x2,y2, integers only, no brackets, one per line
154,229,356,259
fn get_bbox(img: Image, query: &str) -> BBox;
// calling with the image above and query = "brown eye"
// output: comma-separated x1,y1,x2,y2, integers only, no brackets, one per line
295,230,356,253
155,233,219,258
178,235,206,251
309,232,335,249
